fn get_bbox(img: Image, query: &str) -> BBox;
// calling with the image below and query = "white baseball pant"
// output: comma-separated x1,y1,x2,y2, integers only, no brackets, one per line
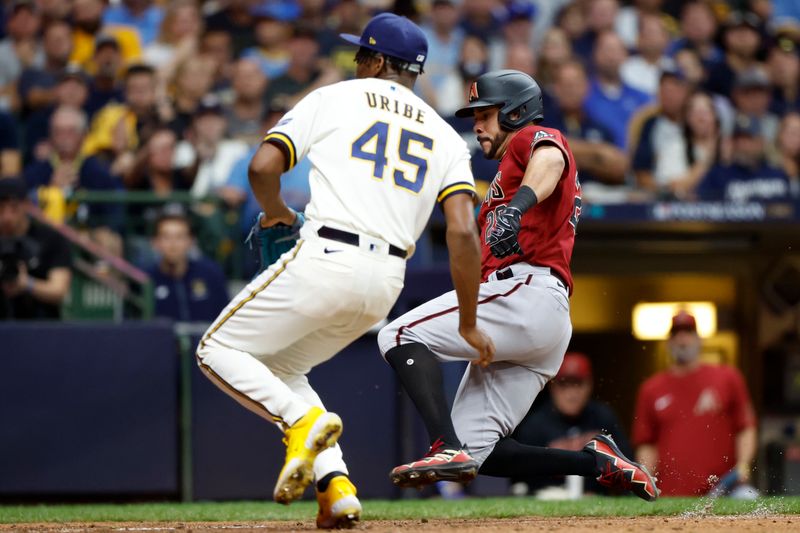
197,221,406,480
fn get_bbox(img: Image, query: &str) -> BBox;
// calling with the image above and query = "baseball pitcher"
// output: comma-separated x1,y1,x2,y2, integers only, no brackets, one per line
195,13,493,529
378,70,660,501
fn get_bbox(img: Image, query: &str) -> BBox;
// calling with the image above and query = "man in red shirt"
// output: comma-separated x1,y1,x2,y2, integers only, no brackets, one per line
377,70,658,501
633,311,757,495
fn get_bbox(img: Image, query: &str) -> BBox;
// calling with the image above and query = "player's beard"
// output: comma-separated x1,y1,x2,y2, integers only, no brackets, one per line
480,132,508,160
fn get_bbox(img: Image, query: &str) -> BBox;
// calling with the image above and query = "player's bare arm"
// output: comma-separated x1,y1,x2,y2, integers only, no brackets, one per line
521,144,566,203
442,193,495,366
248,142,296,228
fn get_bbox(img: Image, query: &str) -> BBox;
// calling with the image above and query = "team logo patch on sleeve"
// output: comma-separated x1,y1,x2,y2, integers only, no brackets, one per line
533,130,554,141
469,82,479,102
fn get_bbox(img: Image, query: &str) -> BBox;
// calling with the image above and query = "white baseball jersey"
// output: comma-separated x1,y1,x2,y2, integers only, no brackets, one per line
263,77,476,255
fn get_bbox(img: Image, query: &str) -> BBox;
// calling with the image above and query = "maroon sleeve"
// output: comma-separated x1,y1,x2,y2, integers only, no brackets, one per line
728,367,756,432
632,380,658,446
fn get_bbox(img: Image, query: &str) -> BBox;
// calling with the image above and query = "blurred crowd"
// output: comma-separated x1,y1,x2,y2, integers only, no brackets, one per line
1,0,800,302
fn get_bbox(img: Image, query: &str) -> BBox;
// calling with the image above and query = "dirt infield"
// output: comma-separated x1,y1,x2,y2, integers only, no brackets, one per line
3,516,797,532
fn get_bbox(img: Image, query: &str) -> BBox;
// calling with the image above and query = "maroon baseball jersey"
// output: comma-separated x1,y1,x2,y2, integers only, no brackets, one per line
477,125,581,292
632,364,756,496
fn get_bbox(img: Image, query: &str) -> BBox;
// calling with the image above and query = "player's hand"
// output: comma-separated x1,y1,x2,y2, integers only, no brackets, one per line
486,205,523,258
459,325,495,368
260,206,298,228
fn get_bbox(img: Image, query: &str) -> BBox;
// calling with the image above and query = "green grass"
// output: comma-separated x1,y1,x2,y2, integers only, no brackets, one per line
1,497,799,524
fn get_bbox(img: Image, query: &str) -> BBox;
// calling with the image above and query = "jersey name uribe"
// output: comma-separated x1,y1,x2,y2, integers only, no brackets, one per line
263,77,476,256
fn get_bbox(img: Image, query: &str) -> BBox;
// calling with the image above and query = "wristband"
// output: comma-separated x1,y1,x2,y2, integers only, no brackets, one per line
25,277,34,294
507,185,538,213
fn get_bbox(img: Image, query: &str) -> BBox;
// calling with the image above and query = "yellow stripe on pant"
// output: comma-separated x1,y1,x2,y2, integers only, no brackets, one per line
202,241,304,344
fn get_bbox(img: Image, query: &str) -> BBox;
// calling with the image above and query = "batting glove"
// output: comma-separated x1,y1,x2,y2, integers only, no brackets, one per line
486,205,523,258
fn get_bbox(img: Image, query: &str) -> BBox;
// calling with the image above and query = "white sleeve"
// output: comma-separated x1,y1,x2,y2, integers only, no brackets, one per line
262,88,324,170
437,138,477,205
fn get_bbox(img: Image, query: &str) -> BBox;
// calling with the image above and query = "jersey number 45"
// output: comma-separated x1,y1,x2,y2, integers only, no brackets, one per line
351,121,433,194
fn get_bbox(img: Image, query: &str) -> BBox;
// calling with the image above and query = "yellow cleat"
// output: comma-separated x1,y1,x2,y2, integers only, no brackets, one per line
316,475,361,529
274,407,343,505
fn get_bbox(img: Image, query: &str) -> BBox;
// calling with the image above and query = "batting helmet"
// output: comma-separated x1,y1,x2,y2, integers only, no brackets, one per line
455,69,544,131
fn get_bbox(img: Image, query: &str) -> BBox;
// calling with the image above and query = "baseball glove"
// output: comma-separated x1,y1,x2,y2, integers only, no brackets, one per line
246,210,306,274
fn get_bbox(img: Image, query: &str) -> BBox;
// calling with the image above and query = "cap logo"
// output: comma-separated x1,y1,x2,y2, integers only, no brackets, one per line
416,54,425,62
468,82,479,102
369,36,377,45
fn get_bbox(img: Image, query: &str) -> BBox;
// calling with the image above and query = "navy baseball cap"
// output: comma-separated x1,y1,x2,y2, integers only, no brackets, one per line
340,13,428,72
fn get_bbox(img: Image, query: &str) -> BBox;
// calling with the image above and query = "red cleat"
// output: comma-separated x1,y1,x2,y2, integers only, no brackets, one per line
584,434,660,501
390,439,479,488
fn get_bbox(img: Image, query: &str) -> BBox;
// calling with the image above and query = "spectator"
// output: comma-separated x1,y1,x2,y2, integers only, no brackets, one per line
125,127,193,194
488,1,536,71
572,0,619,63
511,352,632,496
633,311,758,496
167,54,216,138
0,110,20,178
666,1,723,70
175,96,248,199
24,106,121,226
671,91,725,199
585,31,652,149
621,14,672,96
321,0,366,77
226,59,267,145
776,112,800,195
629,66,692,195
241,3,296,79
0,0,43,112
70,0,143,73
200,29,234,96
37,0,70,23
616,0,677,50
460,0,503,41
767,38,800,116
554,1,586,46
204,0,257,56
535,27,572,92
102,0,165,47
25,66,90,164
83,63,167,178
437,34,490,118
504,43,536,76
542,60,626,186
295,0,339,56
419,0,465,102
699,115,792,202
673,47,706,88
146,211,228,322
730,67,780,152
18,19,72,114
705,12,763,99
142,0,202,77
85,35,125,118
0,177,71,320
262,25,341,110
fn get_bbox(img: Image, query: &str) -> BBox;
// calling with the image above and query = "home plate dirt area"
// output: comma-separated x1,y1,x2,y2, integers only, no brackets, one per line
2,516,798,532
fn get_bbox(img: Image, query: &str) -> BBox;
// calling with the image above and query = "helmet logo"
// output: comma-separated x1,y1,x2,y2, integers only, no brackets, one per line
468,82,479,102
369,36,377,45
